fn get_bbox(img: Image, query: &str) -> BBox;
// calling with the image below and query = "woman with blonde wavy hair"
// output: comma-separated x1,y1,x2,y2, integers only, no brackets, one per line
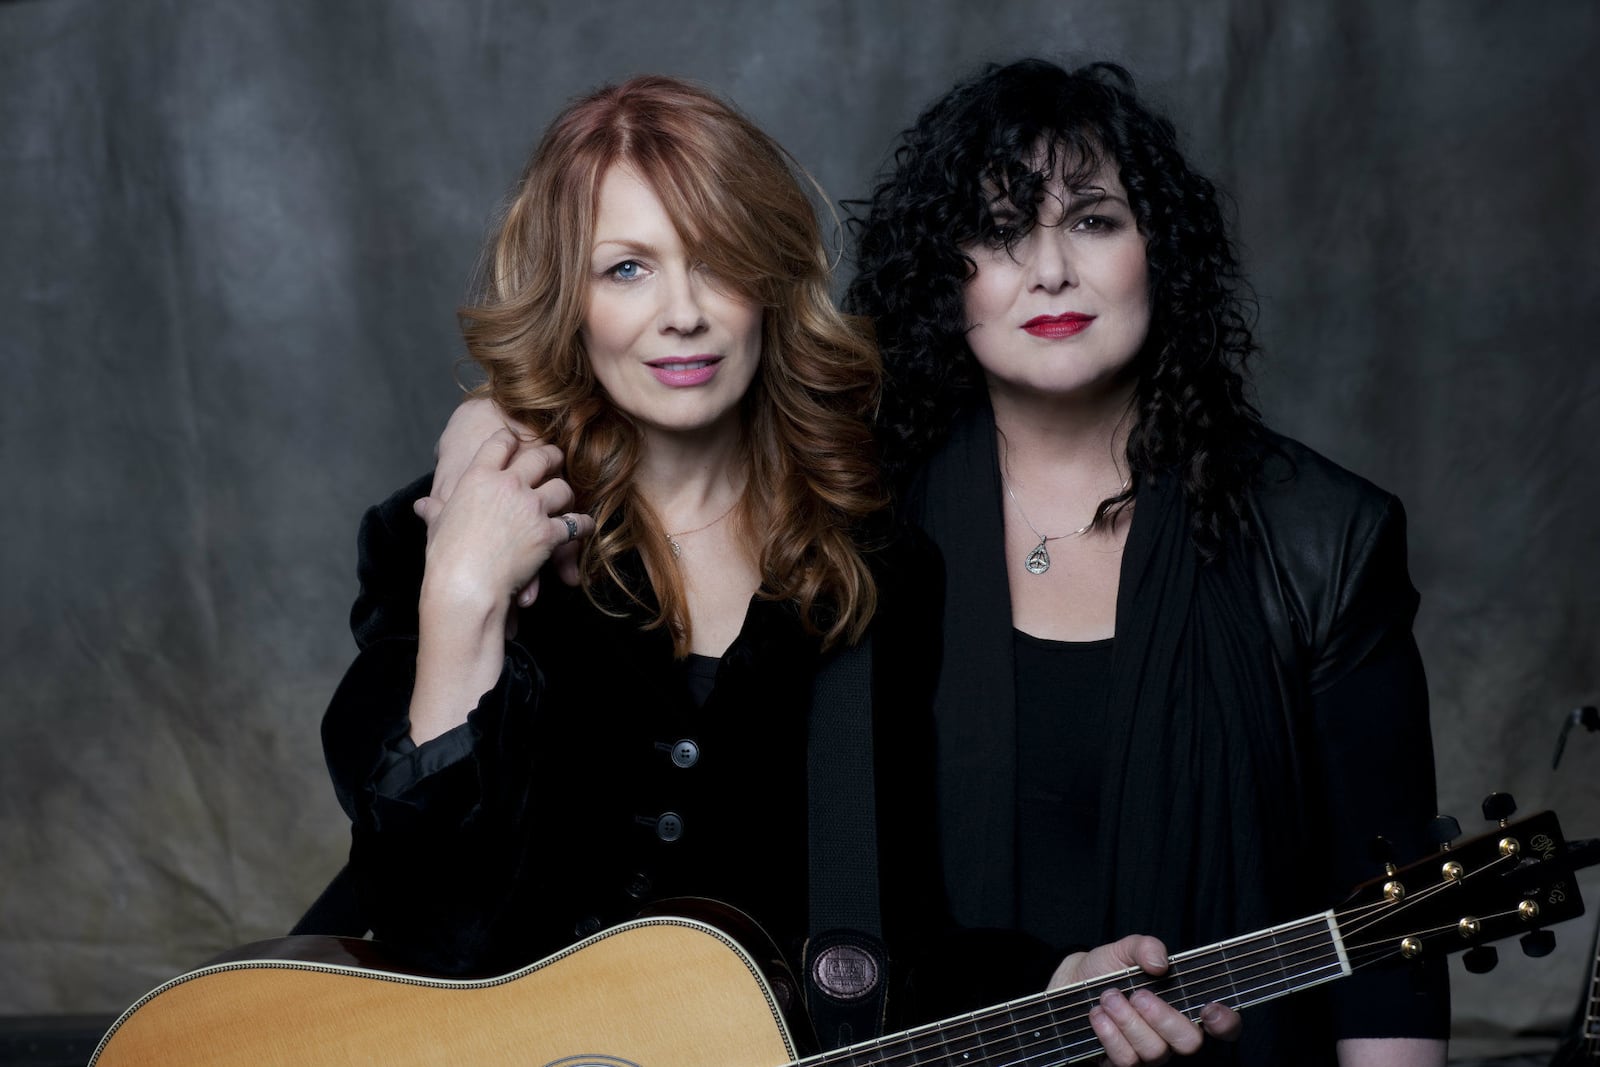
322,75,1227,1058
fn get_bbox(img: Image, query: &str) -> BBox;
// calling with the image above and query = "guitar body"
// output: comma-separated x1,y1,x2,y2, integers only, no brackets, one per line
90,917,798,1067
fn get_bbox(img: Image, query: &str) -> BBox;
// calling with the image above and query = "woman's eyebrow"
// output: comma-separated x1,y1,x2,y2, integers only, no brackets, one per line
1064,188,1128,210
590,238,660,258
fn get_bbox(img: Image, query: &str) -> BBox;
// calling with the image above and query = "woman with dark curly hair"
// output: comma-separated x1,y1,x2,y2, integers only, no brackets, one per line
844,58,1449,1066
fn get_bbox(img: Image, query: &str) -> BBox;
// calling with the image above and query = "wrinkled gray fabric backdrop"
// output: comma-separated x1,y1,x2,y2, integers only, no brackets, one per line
2,0,1597,1044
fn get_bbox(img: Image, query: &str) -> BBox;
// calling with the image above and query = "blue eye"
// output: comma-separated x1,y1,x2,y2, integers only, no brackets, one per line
608,260,643,280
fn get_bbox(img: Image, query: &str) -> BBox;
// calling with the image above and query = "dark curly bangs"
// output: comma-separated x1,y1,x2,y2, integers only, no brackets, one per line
846,58,1265,557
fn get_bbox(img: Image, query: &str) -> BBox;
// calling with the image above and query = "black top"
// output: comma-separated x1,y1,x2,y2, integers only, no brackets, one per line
1013,631,1113,955
681,652,720,708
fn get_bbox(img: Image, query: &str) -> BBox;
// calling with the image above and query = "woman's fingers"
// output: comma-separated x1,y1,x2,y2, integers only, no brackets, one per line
468,426,523,471
1050,935,1169,989
508,514,593,609
1052,935,1235,1064
551,511,596,547
534,477,575,520
1091,985,1206,1065
426,429,594,610
1198,1002,1240,1041
507,438,565,483
549,540,585,587
413,494,443,527
431,397,530,503
1090,989,1163,1065
514,509,590,608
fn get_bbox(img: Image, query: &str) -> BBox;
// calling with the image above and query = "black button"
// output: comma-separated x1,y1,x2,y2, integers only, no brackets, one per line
656,811,684,842
624,871,653,900
574,915,603,938
671,739,700,768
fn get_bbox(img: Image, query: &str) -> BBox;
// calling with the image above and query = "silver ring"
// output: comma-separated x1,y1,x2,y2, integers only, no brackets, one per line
561,515,579,543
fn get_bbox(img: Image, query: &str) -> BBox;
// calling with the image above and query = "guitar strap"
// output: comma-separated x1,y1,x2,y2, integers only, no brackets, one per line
803,632,890,1050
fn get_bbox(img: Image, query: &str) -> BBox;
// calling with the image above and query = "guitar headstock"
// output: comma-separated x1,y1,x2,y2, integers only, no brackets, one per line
1334,802,1589,975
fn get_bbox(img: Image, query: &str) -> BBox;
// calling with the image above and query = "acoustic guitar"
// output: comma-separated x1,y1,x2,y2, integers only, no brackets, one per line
91,804,1592,1066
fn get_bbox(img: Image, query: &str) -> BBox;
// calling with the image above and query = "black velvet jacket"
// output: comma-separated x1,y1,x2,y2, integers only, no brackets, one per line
322,475,946,1016
906,405,1451,1065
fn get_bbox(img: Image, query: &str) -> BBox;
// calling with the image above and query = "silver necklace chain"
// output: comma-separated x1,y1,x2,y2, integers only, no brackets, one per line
1001,471,1130,575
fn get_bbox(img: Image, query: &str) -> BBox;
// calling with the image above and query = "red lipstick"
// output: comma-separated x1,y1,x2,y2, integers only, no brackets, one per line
1022,313,1095,339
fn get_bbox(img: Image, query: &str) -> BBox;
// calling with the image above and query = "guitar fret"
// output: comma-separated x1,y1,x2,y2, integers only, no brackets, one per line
1057,982,1102,1061
997,1001,1026,1057
984,1002,1031,1064
1268,929,1289,998
984,990,1082,1067
885,1023,937,1066
942,1013,985,1066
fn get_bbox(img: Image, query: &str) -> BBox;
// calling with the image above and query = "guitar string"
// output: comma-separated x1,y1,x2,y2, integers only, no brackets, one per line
1336,849,1520,944
796,851,1524,1067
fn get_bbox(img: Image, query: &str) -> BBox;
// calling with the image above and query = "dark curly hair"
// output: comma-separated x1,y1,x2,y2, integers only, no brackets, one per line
844,58,1264,557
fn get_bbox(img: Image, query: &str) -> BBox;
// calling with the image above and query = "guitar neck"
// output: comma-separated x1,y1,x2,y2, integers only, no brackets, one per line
805,911,1350,1067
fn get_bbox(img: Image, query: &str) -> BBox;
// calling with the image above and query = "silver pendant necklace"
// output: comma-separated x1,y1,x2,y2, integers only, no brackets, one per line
1001,470,1130,575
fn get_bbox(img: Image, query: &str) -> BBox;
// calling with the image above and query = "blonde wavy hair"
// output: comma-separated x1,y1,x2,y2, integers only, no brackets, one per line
459,75,885,654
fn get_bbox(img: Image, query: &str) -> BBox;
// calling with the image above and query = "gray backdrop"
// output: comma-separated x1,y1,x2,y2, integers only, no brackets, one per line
3,0,1597,1048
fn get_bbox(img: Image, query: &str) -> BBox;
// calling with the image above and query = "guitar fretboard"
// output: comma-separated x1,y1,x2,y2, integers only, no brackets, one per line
805,912,1348,1067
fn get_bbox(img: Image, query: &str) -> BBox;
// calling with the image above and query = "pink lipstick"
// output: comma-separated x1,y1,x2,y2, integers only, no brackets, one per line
645,356,723,387
1022,313,1095,339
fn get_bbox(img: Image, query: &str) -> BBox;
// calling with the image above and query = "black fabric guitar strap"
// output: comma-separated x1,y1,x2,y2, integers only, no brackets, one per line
803,632,890,1050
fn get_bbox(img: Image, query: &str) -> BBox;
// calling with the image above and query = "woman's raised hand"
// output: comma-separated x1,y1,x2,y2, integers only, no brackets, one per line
407,429,594,744
428,396,522,505
420,397,583,600
416,429,594,611
1049,936,1241,1065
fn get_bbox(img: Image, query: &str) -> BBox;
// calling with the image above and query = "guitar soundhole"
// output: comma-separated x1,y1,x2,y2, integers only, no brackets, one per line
543,1057,644,1067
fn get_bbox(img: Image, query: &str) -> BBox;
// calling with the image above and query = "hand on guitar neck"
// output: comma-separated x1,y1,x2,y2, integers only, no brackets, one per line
1050,935,1240,1064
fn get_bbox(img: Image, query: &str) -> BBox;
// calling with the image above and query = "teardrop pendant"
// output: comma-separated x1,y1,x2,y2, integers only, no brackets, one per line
1025,539,1051,575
